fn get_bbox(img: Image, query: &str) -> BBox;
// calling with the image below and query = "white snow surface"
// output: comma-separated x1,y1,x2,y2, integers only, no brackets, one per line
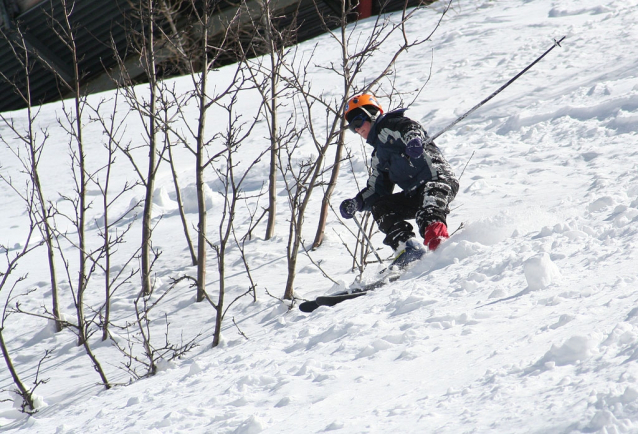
1,0,638,432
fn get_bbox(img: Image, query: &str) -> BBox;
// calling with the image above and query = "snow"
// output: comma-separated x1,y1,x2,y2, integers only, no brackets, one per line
1,0,638,432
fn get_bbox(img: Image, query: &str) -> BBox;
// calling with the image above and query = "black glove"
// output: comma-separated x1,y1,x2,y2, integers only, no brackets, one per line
405,137,424,158
340,196,363,219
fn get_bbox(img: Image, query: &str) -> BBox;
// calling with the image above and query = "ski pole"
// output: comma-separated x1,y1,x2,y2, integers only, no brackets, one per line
425,36,566,145
352,215,384,264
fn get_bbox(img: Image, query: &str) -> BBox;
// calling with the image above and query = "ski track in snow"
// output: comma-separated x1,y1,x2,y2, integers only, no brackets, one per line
1,0,638,432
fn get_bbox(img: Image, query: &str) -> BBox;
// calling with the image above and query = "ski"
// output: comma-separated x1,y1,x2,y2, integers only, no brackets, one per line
313,291,368,307
298,272,402,313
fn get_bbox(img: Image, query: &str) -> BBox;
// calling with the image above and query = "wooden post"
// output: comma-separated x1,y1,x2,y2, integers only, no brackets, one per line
357,0,372,18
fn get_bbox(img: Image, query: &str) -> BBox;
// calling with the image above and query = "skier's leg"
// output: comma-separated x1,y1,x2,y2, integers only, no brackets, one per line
370,193,417,250
415,179,459,251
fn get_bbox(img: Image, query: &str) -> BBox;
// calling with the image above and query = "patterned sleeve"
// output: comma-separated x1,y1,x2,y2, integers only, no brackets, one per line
399,117,429,144
356,153,395,210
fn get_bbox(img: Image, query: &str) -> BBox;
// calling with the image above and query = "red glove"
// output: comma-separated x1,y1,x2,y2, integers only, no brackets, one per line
423,222,449,251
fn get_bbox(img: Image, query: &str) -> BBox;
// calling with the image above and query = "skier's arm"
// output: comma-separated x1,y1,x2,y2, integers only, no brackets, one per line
357,154,394,211
399,117,430,144
397,118,431,159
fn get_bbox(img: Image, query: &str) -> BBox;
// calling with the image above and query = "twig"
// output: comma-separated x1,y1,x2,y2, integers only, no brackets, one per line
232,317,249,340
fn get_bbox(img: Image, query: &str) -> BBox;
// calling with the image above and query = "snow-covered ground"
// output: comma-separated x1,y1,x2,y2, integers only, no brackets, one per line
1,0,638,432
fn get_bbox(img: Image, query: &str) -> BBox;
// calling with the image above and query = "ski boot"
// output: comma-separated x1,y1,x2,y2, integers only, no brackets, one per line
390,238,426,269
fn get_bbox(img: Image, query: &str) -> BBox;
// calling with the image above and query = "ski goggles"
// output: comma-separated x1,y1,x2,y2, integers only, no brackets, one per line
348,113,369,133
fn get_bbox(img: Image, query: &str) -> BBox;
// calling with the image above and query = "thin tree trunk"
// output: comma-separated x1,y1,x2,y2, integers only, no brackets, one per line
6,30,62,332
28,110,61,332
141,1,158,296
0,327,36,411
81,337,111,388
283,149,329,299
263,0,278,241
212,247,224,346
168,142,197,266
102,148,112,341
195,131,207,303
312,131,346,249
72,44,87,348
283,237,298,300
195,2,209,302
312,0,351,250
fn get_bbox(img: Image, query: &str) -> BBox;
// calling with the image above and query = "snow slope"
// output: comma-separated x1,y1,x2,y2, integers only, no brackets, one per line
1,0,638,432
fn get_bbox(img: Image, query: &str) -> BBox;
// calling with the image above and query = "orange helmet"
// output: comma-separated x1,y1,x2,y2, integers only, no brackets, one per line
344,94,383,122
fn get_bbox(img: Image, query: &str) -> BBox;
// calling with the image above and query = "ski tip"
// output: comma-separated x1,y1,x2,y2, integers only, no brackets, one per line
298,300,320,313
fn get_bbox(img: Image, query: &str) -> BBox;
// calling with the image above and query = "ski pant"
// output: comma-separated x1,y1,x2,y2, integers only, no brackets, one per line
370,179,459,250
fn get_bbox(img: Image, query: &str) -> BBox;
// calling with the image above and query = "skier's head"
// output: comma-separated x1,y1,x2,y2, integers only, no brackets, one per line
344,94,383,133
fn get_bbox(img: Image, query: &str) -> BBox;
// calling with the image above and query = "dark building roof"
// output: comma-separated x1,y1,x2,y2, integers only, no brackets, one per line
0,0,135,112
0,0,426,113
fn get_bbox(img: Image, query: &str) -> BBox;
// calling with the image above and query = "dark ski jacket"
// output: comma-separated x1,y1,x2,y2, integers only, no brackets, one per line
356,108,456,210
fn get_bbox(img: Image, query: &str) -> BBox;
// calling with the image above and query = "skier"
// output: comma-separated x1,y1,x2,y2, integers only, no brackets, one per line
339,94,459,267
